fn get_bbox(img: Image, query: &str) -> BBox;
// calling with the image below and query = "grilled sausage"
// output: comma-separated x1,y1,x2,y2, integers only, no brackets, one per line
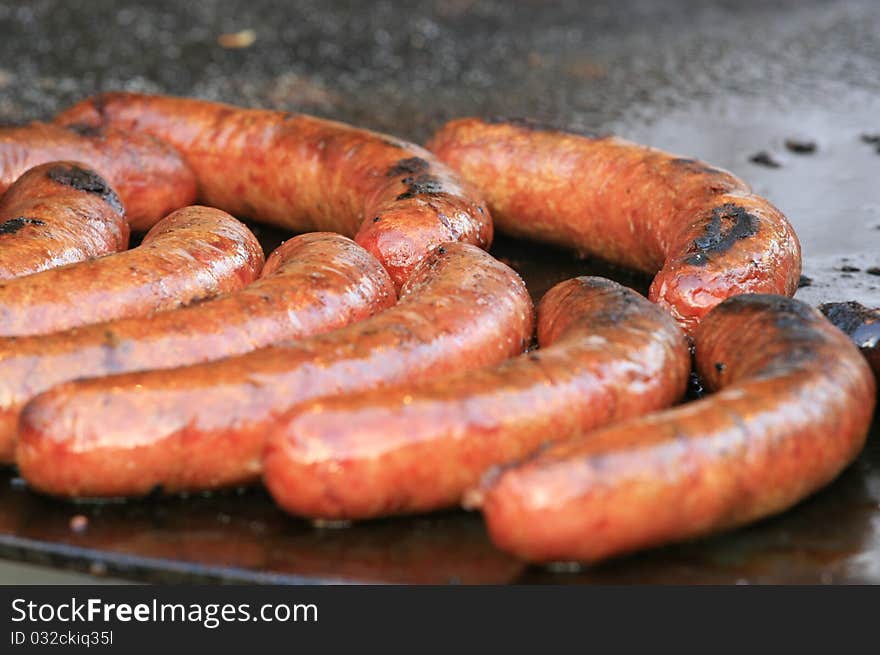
0,205,263,337
17,243,533,498
427,118,802,334
263,277,690,520
473,294,876,564
0,233,394,462
55,92,492,289
0,122,196,230
0,162,129,279
819,301,880,377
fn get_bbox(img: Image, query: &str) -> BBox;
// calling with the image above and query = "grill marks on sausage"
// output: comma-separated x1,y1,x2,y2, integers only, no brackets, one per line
0,217,46,235
686,203,759,266
46,164,124,214
63,123,104,138
386,157,430,177
396,173,447,201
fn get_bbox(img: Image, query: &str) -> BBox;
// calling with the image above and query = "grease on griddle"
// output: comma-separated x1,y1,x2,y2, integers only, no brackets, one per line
860,133,880,153
798,274,813,288
784,138,817,154
749,151,781,168
685,203,759,266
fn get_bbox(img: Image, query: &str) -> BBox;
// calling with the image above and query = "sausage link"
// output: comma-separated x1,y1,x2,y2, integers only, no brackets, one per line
263,277,690,520
427,118,802,334
55,92,492,289
0,233,393,462
0,122,196,230
0,205,263,337
0,162,129,279
16,243,533,498
819,302,880,377
474,294,876,564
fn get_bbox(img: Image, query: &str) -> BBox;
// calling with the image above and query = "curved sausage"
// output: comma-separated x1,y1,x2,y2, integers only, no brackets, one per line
0,162,129,279
16,243,534,498
0,233,394,462
427,118,802,334
0,205,263,337
473,294,876,564
819,301,880,377
263,277,690,520
0,122,196,230
55,92,492,289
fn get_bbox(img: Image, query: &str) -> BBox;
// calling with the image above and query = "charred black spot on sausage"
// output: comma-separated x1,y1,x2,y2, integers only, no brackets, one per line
715,362,726,373
485,116,605,139
685,204,759,265
372,216,382,223
0,217,46,235
387,157,430,177
46,164,124,214
64,122,104,138
396,173,446,200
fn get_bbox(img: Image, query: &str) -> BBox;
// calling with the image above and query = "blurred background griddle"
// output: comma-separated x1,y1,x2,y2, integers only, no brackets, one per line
0,0,879,584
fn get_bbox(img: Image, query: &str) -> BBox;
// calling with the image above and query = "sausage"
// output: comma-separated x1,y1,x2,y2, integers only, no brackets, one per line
16,243,534,498
55,92,492,289
0,162,129,279
473,294,876,564
427,118,802,334
0,205,263,337
0,122,196,230
0,233,394,462
819,301,880,377
263,277,690,520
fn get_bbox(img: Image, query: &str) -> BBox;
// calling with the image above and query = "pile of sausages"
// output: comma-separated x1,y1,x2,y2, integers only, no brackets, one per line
0,93,874,566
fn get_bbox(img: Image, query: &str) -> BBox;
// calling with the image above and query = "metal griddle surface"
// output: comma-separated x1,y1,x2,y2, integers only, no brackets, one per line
0,0,879,583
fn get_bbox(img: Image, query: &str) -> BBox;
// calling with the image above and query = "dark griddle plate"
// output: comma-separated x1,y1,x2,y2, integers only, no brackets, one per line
1,0,879,583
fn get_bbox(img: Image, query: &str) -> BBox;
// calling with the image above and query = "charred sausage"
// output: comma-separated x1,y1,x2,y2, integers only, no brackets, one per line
0,122,196,230
0,233,394,462
0,205,263,337
17,243,533,498
473,294,876,564
0,162,129,279
263,277,690,520
820,301,880,378
55,92,492,288
427,118,802,334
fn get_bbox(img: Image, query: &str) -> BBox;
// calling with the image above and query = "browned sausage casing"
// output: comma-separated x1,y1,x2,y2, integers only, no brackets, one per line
427,118,802,334
0,162,129,279
474,294,876,564
55,92,492,288
0,205,264,337
263,277,690,520
0,122,196,230
0,233,394,462
17,243,534,498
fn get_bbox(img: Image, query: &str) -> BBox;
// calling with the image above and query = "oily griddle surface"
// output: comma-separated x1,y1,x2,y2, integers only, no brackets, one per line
0,0,879,583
